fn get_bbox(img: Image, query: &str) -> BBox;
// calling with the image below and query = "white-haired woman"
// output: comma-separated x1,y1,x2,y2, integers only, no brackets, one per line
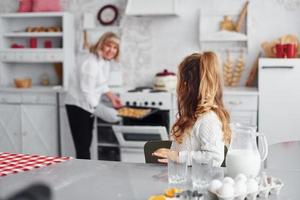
65,32,122,159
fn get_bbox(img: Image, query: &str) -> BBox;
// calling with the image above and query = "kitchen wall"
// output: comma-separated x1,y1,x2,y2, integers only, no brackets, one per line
1,0,300,88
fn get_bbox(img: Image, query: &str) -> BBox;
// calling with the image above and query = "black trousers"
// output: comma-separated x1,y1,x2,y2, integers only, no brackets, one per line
65,105,95,159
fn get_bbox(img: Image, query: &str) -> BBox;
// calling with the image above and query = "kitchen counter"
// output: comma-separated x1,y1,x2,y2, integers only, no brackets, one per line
224,86,258,96
0,86,64,93
0,158,299,200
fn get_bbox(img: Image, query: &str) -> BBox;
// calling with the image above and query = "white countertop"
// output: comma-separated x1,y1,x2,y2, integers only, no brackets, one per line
0,86,64,93
0,86,259,96
0,159,298,200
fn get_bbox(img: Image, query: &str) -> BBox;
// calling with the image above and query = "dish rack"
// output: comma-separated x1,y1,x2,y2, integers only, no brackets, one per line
208,175,284,200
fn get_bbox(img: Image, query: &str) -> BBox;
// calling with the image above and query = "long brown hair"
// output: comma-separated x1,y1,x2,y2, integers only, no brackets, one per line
172,52,231,144
89,32,120,61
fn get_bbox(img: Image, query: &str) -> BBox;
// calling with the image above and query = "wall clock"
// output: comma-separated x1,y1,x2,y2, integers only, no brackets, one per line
97,5,118,25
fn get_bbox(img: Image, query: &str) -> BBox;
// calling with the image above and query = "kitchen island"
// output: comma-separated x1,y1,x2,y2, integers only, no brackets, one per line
0,158,299,200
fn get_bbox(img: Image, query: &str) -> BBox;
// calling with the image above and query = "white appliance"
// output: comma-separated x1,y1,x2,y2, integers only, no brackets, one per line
120,89,176,130
125,0,178,16
113,88,176,163
112,125,168,163
259,58,300,145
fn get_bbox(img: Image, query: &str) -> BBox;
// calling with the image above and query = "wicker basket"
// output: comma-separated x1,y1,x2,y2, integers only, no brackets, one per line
14,78,32,88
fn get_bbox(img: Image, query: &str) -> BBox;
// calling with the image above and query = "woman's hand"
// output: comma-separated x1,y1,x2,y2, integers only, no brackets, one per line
152,148,178,164
105,91,122,108
110,95,122,108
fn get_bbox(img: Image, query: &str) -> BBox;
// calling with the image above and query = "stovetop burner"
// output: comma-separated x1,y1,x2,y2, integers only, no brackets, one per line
128,86,167,93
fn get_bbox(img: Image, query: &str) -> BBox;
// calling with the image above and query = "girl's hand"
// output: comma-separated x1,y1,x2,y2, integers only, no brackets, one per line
152,148,178,163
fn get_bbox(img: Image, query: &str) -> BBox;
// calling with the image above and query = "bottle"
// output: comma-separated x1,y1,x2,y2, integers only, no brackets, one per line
40,73,50,86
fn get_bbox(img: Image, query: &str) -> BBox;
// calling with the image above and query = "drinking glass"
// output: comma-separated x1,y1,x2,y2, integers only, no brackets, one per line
168,150,188,184
191,152,213,191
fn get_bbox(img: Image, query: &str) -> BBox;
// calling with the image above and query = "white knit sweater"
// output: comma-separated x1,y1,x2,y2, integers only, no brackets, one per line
171,111,225,166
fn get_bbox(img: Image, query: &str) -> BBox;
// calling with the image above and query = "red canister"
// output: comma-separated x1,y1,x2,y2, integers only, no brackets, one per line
29,37,37,48
44,40,52,48
285,43,297,58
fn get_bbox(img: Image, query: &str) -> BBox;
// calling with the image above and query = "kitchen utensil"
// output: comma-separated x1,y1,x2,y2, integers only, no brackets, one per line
117,106,158,120
154,69,177,91
40,73,50,86
245,52,261,87
44,40,52,48
220,16,235,31
285,43,297,58
271,44,286,58
53,63,63,84
235,1,249,32
168,150,188,184
14,78,32,88
29,37,37,48
83,30,89,49
226,123,268,178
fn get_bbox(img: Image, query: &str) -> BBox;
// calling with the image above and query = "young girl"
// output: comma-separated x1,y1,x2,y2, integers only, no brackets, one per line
65,32,122,159
153,52,231,166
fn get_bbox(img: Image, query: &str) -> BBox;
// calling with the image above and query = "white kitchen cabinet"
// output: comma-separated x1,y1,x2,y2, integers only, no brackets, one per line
0,104,22,153
21,104,58,155
0,91,59,156
224,87,258,127
59,93,76,157
0,12,74,89
259,58,300,145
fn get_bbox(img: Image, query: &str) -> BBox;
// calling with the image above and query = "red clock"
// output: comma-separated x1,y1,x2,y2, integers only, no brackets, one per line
97,5,118,25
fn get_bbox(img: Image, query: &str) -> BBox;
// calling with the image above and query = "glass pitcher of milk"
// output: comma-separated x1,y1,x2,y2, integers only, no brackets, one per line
225,123,268,178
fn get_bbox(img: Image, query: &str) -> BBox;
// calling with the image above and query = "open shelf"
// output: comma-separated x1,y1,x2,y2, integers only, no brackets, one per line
0,12,65,18
3,32,63,37
200,31,247,42
0,49,64,63
198,1,249,51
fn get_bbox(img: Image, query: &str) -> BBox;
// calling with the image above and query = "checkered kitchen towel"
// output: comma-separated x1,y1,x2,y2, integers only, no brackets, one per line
0,152,71,177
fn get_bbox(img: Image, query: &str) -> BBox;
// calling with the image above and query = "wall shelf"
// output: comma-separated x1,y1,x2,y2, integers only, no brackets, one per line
198,2,249,52
200,31,247,42
0,49,64,63
0,12,75,89
0,12,65,18
3,32,63,37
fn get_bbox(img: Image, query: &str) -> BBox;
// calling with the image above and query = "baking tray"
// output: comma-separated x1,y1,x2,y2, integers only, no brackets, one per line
117,106,159,120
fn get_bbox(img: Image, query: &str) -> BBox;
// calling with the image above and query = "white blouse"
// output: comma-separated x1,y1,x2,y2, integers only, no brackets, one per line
171,111,225,166
65,54,112,113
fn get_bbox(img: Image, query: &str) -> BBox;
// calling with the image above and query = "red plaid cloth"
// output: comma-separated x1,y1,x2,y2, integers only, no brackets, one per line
0,152,71,177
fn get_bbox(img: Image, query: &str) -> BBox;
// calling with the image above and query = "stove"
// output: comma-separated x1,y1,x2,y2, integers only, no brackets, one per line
114,87,177,163
121,87,174,110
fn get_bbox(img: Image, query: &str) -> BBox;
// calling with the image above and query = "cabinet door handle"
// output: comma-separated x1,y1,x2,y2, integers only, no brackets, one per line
262,66,294,69
228,101,242,105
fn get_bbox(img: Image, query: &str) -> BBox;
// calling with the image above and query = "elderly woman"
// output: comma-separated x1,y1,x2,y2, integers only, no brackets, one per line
65,32,122,159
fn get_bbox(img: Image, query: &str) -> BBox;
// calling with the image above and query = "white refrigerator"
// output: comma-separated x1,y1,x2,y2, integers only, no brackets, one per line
259,58,300,145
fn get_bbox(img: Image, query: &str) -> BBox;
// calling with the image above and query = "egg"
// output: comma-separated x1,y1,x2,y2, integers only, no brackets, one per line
235,173,247,183
234,180,247,195
208,179,223,193
223,177,235,185
217,183,234,198
247,178,259,193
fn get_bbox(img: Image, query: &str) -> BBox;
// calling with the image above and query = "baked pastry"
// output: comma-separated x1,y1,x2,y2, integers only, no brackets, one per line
26,26,35,32
117,107,151,118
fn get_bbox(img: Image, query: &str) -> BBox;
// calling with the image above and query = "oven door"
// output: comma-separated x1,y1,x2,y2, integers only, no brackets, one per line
112,125,169,148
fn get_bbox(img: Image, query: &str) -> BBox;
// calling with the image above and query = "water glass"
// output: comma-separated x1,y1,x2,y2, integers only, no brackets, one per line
168,150,188,184
191,152,213,190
